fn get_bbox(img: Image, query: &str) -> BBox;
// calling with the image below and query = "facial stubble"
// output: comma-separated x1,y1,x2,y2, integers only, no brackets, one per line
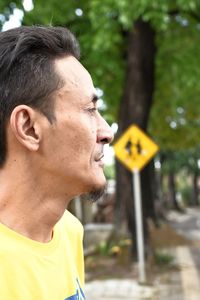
82,183,107,203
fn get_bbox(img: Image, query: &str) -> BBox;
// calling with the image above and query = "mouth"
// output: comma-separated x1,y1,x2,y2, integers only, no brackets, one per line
95,153,104,167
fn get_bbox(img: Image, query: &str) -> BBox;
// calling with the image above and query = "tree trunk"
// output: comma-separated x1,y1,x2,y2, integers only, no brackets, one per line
168,172,179,210
115,19,156,257
191,171,199,206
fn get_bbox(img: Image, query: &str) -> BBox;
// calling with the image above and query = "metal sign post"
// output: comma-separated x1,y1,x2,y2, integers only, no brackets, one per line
114,125,159,284
133,169,146,283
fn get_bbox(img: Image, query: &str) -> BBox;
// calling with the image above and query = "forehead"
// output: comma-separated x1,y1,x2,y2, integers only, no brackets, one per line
54,56,95,97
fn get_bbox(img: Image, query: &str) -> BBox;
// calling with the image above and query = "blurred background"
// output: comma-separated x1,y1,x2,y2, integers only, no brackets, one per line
1,0,200,299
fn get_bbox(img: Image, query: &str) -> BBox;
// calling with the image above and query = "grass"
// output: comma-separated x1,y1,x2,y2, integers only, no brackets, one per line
154,250,174,267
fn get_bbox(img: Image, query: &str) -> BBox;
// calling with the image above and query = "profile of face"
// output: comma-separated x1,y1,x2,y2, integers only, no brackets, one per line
41,56,114,200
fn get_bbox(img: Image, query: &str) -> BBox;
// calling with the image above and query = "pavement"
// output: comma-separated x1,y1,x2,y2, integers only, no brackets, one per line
85,247,200,300
85,278,156,300
84,208,200,300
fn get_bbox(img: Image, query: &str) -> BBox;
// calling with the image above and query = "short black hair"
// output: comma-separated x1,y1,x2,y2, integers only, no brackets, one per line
0,25,80,167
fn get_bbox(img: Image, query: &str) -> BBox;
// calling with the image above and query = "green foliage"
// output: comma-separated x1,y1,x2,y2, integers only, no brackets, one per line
0,0,21,12
154,250,174,267
1,0,200,150
161,148,200,174
175,169,196,204
96,238,131,257
150,14,200,149
104,164,115,180
180,185,192,205
97,241,111,256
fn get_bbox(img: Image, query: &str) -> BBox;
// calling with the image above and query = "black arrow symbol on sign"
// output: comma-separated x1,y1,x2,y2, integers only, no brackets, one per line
125,139,132,156
135,139,142,155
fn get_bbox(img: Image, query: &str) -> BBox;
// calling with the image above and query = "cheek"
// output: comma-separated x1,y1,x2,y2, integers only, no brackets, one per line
50,115,97,158
62,129,96,160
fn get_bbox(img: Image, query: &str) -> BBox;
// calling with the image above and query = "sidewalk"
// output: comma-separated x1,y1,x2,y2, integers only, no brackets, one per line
85,278,156,300
85,246,200,300
85,209,200,299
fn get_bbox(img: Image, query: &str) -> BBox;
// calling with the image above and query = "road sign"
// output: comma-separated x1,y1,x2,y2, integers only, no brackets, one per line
113,125,159,171
113,125,159,283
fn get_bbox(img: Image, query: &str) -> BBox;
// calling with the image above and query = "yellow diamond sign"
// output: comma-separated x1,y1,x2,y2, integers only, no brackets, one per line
114,125,159,172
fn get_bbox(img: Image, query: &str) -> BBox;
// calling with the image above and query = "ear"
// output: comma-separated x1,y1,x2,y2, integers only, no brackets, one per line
10,105,42,152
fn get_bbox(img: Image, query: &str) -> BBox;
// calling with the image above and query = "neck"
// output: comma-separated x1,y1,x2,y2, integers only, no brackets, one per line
0,164,73,243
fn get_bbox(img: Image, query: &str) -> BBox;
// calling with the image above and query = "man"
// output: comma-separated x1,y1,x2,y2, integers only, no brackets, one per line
0,26,113,299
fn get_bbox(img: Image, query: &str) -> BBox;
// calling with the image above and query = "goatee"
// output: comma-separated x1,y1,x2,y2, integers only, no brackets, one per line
82,184,106,202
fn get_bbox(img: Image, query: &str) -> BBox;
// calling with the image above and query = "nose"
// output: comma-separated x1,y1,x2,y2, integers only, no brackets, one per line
97,115,114,144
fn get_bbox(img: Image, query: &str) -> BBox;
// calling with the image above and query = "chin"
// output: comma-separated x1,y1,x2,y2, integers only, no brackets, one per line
82,176,107,202
92,177,107,191
83,184,106,202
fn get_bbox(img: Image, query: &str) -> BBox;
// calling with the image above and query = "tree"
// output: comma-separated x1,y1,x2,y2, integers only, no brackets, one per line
1,0,200,257
150,13,200,149
161,148,200,207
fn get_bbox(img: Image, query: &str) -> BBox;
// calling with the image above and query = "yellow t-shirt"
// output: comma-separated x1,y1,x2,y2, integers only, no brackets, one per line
0,210,86,299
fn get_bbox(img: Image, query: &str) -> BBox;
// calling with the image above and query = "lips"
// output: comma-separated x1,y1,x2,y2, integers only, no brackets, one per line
95,153,104,162
94,153,105,168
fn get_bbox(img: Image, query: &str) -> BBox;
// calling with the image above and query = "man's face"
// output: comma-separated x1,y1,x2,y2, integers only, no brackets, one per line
42,56,113,198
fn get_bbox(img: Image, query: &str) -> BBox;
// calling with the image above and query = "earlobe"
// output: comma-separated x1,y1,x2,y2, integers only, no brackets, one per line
10,105,41,151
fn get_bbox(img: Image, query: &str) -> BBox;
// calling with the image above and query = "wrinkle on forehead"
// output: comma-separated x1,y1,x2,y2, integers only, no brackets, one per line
54,56,96,107
55,56,93,91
